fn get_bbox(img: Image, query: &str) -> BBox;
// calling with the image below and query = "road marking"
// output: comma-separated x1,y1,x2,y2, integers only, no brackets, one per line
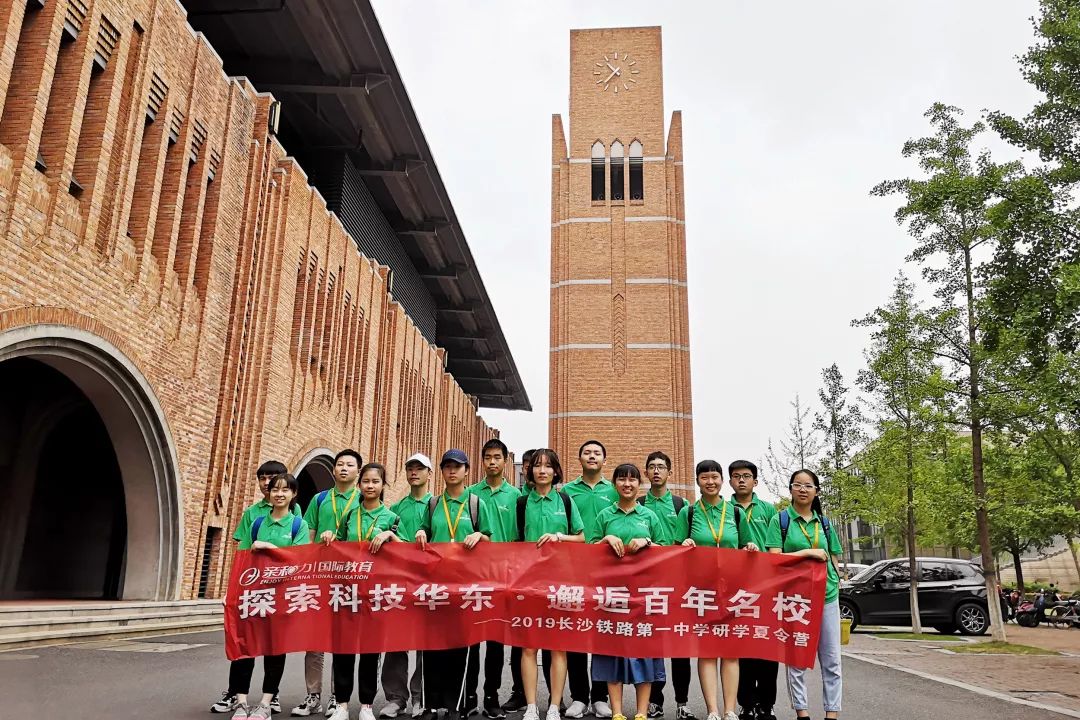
844,650,1080,718
71,640,208,653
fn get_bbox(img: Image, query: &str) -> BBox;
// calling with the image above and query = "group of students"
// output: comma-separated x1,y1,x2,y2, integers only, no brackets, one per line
211,439,843,720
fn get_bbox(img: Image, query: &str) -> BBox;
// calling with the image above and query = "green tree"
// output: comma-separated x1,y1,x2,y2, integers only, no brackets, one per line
873,105,1023,640
814,364,866,563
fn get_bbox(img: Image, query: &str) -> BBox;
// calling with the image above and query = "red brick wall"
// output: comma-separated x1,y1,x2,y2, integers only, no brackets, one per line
0,0,500,599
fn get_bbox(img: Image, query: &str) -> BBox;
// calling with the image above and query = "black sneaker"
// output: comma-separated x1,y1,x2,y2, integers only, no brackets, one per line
647,704,663,719
484,698,507,719
270,695,282,714
210,691,239,713
501,692,527,713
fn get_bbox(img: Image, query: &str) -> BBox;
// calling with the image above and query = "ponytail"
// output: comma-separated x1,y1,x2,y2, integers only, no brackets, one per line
811,496,824,518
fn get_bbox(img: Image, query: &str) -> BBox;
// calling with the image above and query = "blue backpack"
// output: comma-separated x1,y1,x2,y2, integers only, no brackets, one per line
251,514,304,545
779,510,840,574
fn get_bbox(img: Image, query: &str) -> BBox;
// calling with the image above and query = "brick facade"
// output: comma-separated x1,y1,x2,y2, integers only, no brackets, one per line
0,0,500,599
550,27,694,492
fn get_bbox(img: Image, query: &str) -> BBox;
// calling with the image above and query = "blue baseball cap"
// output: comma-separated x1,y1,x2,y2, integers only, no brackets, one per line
440,449,469,467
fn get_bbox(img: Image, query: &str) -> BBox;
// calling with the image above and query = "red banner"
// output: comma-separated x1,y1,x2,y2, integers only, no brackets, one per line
225,543,827,668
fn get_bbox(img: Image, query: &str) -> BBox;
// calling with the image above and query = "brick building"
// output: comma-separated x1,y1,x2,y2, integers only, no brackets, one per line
0,0,527,605
550,27,694,492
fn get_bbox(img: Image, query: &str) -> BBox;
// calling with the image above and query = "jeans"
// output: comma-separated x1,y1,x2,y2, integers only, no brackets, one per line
649,658,691,705
382,651,424,706
786,600,842,713
228,655,286,696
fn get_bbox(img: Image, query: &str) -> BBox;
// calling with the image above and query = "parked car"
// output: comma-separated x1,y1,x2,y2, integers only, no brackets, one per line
838,562,871,580
839,557,990,635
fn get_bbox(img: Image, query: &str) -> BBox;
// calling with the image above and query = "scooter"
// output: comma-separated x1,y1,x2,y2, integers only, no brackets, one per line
1015,589,1047,627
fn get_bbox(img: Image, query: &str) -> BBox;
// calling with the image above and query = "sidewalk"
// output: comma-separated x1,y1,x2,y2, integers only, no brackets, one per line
844,627,1080,715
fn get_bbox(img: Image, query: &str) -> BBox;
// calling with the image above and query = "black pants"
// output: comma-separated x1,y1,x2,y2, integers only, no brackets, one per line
228,655,286,696
737,658,778,712
425,646,474,711
649,658,691,706
467,640,507,702
333,653,380,705
567,652,607,704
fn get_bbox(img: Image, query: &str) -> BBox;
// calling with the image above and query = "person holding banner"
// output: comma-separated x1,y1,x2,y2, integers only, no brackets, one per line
328,462,403,720
229,473,311,720
291,449,363,718
766,470,843,720
516,448,585,720
675,460,756,720
588,463,669,720
382,453,436,719
563,440,617,720
415,449,494,720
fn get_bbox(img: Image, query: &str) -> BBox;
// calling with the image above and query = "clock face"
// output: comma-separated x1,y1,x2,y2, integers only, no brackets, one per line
593,51,640,94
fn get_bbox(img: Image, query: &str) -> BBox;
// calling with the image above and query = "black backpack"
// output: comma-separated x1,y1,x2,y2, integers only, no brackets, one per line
516,491,574,541
683,502,742,538
637,493,687,515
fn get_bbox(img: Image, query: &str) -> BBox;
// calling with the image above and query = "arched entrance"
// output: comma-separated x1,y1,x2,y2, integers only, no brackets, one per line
293,448,335,511
0,325,182,600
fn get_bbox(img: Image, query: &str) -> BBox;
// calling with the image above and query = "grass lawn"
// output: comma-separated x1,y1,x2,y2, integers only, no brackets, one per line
949,641,1060,656
870,632,966,642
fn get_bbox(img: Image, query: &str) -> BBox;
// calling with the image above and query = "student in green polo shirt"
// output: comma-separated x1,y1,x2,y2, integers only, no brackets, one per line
382,453,435,719
640,451,695,720
562,440,617,719
517,448,584,720
463,439,521,719
229,473,310,720
675,460,755,720
292,449,362,718
415,449,493,720
330,463,402,720
590,464,667,720
727,460,779,720
766,469,843,720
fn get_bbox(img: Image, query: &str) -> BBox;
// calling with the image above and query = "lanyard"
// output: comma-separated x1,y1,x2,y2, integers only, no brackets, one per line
698,500,727,546
796,516,820,548
441,495,467,542
746,504,754,522
331,487,359,529
358,506,381,541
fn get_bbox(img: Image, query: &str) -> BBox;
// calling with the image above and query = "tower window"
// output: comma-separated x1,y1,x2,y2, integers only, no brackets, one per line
629,140,643,200
610,140,624,202
591,141,605,201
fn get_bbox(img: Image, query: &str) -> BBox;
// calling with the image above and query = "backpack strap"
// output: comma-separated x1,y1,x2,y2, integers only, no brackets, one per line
687,502,695,534
672,494,686,515
251,515,265,545
517,496,528,541
636,495,646,507
290,515,303,540
559,490,573,534
428,495,439,517
779,509,790,546
468,494,480,532
733,504,742,527
315,489,330,510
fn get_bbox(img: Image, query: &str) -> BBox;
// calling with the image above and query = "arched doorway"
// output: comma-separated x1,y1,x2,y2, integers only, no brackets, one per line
293,448,335,511
0,326,181,600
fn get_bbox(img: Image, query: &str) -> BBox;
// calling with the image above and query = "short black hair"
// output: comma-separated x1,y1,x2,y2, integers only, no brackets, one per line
482,438,509,458
256,460,288,477
612,463,642,481
521,449,536,465
578,439,607,458
265,473,301,509
695,459,724,478
646,451,671,470
334,449,363,466
728,459,758,479
527,448,564,485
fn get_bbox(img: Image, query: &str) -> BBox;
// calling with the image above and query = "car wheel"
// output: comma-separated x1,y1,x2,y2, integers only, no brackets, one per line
839,600,859,631
932,624,958,635
955,602,990,635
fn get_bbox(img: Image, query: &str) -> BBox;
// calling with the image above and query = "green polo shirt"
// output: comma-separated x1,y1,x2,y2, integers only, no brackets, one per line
303,485,361,537
589,503,670,545
233,498,301,542
674,499,750,549
563,476,617,539
391,492,432,539
765,507,844,602
519,489,585,542
421,491,495,542
466,478,521,542
337,504,402,542
641,490,683,546
730,493,777,550
238,513,311,550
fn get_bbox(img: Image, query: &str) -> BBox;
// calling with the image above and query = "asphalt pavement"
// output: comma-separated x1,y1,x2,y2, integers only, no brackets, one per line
0,629,1069,720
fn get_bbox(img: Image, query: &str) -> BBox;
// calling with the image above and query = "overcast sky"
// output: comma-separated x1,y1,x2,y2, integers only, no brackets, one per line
370,1,1042,497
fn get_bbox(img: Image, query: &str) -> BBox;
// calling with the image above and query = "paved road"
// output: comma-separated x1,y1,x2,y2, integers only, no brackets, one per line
0,629,1070,719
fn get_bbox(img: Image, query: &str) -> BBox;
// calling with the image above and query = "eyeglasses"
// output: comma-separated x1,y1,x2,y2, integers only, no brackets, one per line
646,464,668,471
731,473,754,480
791,483,816,491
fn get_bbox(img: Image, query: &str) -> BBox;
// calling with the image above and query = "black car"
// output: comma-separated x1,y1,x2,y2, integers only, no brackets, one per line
839,557,990,635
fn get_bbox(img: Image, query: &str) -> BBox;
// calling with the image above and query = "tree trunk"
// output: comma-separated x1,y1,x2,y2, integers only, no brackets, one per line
905,428,922,634
1067,534,1080,585
1010,546,1025,593
965,248,1006,642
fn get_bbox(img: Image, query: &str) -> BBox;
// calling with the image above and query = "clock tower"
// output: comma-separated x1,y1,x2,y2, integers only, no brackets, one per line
549,26,695,493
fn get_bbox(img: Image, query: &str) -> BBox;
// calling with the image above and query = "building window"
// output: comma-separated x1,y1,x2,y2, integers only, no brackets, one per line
610,140,624,202
591,140,605,201
629,140,643,200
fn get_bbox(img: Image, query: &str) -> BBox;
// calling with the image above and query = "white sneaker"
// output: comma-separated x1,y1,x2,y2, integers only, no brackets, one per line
327,707,349,720
722,713,739,720
326,698,341,718
361,706,377,720
564,702,588,719
523,706,540,720
591,702,612,719
546,706,561,720
292,694,323,717
381,703,402,719
410,704,424,718
705,714,721,720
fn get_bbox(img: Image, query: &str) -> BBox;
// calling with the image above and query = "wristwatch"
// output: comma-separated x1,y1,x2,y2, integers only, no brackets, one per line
645,538,654,546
